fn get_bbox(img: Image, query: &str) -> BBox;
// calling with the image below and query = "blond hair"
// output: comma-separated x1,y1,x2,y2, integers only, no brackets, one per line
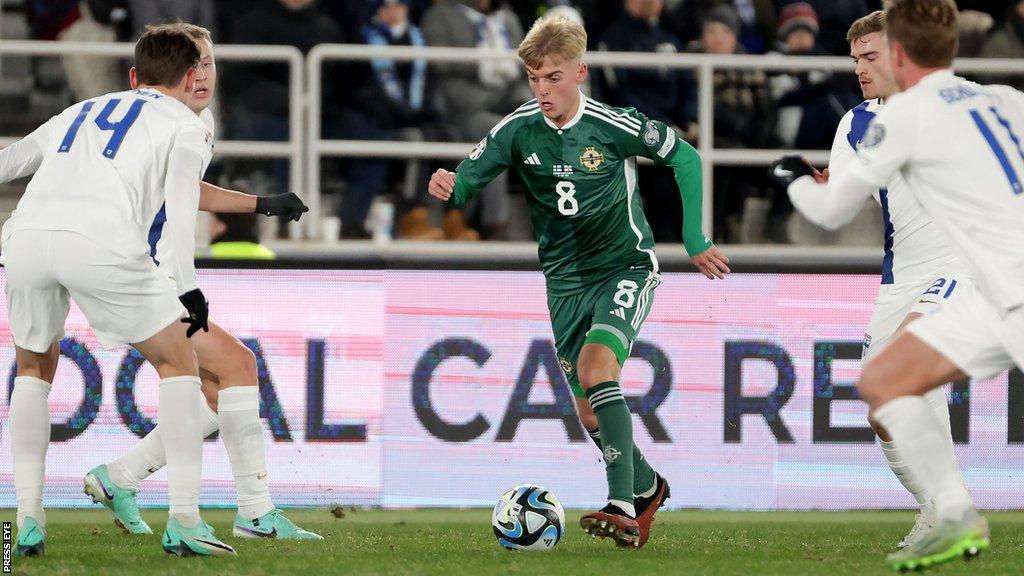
846,10,886,44
885,0,958,67
144,21,212,44
517,15,587,69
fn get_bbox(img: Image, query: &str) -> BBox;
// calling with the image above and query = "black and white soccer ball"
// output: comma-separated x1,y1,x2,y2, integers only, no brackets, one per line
491,484,565,551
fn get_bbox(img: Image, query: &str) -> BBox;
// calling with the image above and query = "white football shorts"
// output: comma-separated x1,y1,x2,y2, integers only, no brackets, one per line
3,229,185,352
907,286,1024,380
863,273,975,361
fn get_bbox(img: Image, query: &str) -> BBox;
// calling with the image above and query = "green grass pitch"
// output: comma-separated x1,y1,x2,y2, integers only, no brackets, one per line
3,508,1023,575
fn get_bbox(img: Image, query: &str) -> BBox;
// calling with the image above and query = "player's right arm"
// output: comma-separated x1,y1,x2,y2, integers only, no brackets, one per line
162,125,210,297
0,117,55,183
428,130,512,205
784,110,867,230
786,101,916,226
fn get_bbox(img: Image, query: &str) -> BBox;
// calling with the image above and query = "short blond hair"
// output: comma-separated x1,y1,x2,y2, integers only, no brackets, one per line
886,0,957,68
144,21,212,44
847,10,886,44
517,15,587,69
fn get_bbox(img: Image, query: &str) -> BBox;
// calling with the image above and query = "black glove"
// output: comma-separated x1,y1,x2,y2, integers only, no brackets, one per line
255,193,309,221
767,155,815,190
179,288,209,338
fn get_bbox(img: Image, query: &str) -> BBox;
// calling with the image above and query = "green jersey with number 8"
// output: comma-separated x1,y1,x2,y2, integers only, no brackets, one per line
450,92,711,295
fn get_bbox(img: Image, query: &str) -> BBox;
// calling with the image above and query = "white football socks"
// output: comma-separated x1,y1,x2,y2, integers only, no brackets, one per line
880,439,930,508
11,376,51,530
873,396,974,521
109,393,220,491
159,376,203,527
218,386,273,520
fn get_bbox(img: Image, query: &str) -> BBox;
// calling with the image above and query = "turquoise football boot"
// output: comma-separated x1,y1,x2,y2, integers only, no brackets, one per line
83,464,152,534
233,509,323,540
162,517,237,557
15,517,45,557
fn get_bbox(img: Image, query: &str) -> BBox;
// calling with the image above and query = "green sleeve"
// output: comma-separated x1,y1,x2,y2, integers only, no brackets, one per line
450,131,512,207
667,139,713,257
615,109,713,257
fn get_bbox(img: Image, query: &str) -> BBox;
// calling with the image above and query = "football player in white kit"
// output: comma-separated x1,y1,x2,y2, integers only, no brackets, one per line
776,0,1024,570
79,22,321,543
0,29,234,556
769,10,967,551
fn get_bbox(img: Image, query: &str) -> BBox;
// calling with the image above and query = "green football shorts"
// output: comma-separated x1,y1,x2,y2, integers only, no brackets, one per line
548,269,660,397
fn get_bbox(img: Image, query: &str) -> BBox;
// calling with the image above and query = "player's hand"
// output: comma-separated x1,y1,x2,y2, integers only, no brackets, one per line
255,192,309,221
179,288,210,338
768,155,815,190
428,169,456,201
813,167,830,184
691,245,730,280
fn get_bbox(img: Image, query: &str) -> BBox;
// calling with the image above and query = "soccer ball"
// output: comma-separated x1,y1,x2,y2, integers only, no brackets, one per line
491,484,565,551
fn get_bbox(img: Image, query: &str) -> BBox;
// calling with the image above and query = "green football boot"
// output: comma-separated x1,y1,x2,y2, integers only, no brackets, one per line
15,517,45,557
83,464,152,534
232,509,323,540
886,510,989,572
162,517,236,557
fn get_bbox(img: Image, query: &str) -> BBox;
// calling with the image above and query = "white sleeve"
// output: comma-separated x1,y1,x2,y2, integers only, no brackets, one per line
788,170,878,231
0,118,54,183
852,98,917,187
826,110,856,181
162,127,209,295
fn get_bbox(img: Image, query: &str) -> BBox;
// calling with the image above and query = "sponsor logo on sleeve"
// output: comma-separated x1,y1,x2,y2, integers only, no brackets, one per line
469,138,487,160
860,123,885,149
643,120,660,146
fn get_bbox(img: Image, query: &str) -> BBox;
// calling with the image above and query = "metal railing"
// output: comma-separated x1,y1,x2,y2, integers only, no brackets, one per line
2,41,1022,242
307,45,1024,240
0,40,305,224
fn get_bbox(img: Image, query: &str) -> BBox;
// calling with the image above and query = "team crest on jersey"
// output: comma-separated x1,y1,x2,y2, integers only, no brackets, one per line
559,357,574,376
469,138,487,160
643,120,660,146
580,146,604,171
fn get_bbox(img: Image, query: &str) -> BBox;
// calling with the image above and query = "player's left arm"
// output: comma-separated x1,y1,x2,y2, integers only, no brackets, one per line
198,181,308,221
621,112,729,279
0,117,54,183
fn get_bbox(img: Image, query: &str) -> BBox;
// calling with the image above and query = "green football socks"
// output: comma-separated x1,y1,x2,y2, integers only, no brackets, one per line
586,381,637,512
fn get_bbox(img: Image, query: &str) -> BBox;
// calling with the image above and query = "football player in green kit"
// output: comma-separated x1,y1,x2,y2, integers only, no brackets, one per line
428,14,730,549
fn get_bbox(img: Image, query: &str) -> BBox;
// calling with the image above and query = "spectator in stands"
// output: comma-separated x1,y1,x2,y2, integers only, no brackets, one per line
127,0,214,39
30,1,124,99
780,0,867,55
664,0,777,55
687,4,779,243
957,9,995,58
361,0,460,240
207,213,276,259
980,1,1024,90
228,0,390,239
769,3,857,150
595,0,695,242
421,0,534,240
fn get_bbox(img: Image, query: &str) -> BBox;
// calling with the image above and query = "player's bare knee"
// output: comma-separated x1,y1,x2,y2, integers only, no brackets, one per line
856,368,888,409
228,342,258,383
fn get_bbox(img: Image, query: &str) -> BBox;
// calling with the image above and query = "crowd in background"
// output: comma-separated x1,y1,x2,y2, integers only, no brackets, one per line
8,0,1024,244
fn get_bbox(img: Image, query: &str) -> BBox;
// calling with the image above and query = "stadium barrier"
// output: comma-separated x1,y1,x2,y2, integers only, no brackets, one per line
0,266,1021,511
0,39,305,237
0,40,1022,239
